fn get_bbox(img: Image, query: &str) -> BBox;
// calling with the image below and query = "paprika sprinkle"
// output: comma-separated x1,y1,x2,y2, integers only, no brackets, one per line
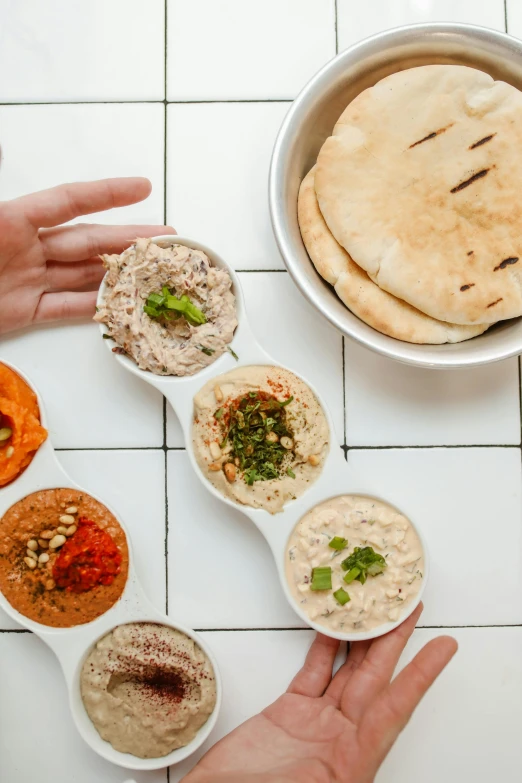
53,517,122,593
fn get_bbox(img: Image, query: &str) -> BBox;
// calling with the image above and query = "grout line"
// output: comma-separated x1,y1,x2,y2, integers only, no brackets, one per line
518,357,522,446
164,0,169,619
164,0,168,102
167,98,292,104
236,268,286,273
54,443,522,452
0,629,31,633
334,0,339,54
55,446,173,452
341,336,347,446
0,100,164,106
504,0,509,33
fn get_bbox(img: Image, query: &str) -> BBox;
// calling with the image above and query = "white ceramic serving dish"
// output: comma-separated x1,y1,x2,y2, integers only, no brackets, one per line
269,23,522,369
98,235,429,643
0,358,222,771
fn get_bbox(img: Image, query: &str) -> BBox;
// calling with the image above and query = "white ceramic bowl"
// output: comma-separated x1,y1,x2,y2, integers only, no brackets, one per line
269,23,522,369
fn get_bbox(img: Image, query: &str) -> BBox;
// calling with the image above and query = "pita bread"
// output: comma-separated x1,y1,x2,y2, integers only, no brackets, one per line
298,167,489,344
315,65,522,325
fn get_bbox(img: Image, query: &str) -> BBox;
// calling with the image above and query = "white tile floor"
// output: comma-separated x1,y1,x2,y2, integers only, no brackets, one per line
1,2,522,782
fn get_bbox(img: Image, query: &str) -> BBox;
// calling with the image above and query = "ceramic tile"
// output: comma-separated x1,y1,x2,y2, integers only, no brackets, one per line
167,0,335,100
0,449,166,630
337,0,506,51
0,322,163,448
350,447,522,626
507,0,522,38
345,341,520,446
0,103,165,225
170,629,315,780
166,102,289,270
0,0,164,102
0,634,167,783
167,404,184,448
167,452,305,628
377,627,522,781
59,449,167,613
240,272,344,443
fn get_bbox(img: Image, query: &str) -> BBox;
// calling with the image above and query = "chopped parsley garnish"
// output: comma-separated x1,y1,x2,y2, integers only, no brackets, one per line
143,286,206,326
215,391,295,484
341,546,387,584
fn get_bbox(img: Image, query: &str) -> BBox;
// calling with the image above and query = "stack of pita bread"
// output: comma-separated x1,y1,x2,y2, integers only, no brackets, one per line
298,65,522,344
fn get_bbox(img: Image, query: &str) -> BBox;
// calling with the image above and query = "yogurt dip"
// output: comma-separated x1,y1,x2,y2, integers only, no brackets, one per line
95,238,237,376
192,365,329,513
81,622,217,759
286,495,424,633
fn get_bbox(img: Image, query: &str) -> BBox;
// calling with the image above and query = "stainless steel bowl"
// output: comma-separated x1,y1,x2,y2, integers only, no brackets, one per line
269,23,522,369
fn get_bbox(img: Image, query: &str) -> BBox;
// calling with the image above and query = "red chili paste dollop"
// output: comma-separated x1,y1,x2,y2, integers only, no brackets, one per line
53,517,122,593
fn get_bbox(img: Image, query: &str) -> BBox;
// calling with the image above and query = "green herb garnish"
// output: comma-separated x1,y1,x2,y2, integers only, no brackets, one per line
279,395,294,407
218,391,295,484
343,567,360,585
341,546,387,583
143,288,207,326
199,345,215,356
228,347,239,361
328,536,348,551
333,587,351,606
310,567,332,591
102,333,114,340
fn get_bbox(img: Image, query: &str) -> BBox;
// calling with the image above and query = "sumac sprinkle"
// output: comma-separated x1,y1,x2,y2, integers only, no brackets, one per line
53,518,122,593
134,666,187,704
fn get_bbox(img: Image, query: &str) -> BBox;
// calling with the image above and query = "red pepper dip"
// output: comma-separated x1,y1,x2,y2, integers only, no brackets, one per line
0,489,128,627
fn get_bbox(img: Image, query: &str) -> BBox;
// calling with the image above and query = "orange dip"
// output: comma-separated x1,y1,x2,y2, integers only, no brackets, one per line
0,363,47,487
0,489,129,627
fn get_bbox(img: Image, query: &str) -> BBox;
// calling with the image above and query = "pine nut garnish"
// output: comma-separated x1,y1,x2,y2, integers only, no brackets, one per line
214,384,224,402
265,431,279,443
5,446,14,458
280,436,294,450
38,553,49,564
59,514,75,525
40,530,54,540
65,506,78,514
308,454,320,466
209,441,222,460
56,526,68,535
65,525,77,536
24,557,36,569
26,549,38,561
224,462,237,483
44,579,56,591
49,534,66,549
38,539,49,549
26,539,38,551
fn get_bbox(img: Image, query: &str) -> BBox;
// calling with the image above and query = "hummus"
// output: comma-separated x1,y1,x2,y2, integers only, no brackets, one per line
81,622,217,759
95,238,237,376
0,489,128,627
192,365,329,513
286,495,424,633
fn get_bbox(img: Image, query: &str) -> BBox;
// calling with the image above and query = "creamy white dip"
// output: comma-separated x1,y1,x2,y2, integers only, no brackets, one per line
80,622,217,759
286,495,424,633
192,365,329,514
95,238,237,376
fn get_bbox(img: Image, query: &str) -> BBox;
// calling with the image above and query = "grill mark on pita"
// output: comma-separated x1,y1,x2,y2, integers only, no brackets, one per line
469,133,496,150
460,284,475,291
409,123,453,149
494,256,519,271
450,169,490,193
467,251,474,256
487,298,503,308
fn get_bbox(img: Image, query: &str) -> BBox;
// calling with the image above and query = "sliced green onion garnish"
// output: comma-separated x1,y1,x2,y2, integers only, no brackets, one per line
143,305,160,318
144,288,207,325
214,407,224,420
328,536,348,551
343,567,360,585
279,395,294,407
286,467,296,478
199,345,215,356
228,347,239,361
333,587,350,606
310,566,332,591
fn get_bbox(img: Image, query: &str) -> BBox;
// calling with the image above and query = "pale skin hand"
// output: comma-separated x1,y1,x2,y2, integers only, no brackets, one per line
0,177,174,335
183,605,457,783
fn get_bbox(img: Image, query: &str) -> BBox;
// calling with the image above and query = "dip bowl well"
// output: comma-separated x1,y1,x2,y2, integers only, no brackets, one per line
98,236,428,642
269,23,522,369
0,359,222,771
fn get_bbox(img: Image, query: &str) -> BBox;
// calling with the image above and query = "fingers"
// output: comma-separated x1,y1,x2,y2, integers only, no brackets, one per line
358,635,457,766
46,259,106,291
14,177,153,228
40,222,176,262
33,291,98,324
340,604,423,723
287,633,340,698
325,639,371,705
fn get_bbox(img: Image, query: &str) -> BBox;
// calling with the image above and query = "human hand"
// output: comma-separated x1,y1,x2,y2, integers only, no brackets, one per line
183,605,457,783
0,177,174,335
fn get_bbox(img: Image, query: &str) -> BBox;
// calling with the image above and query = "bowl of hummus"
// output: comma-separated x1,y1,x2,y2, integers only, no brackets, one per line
285,494,427,640
95,236,238,377
74,620,220,768
192,365,330,514
0,488,129,627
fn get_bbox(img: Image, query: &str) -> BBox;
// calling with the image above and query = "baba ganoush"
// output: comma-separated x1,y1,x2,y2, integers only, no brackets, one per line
81,622,217,758
192,365,329,513
0,489,128,627
0,363,47,487
95,238,237,376
286,495,424,633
